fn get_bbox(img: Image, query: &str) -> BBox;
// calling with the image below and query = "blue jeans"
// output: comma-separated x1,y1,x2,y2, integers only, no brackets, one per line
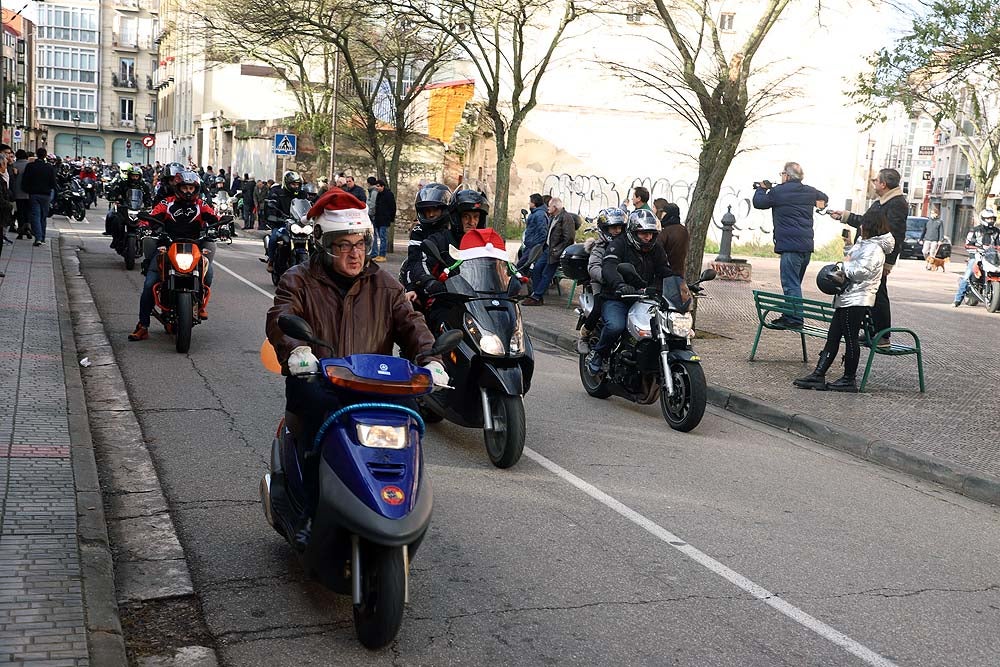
779,251,811,323
370,226,388,257
530,251,558,300
592,299,629,357
29,194,50,242
954,258,976,302
265,227,283,260
139,248,214,327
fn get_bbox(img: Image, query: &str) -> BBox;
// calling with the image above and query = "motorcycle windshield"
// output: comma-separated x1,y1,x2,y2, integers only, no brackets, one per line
289,198,311,222
661,275,691,312
127,188,144,210
449,257,510,296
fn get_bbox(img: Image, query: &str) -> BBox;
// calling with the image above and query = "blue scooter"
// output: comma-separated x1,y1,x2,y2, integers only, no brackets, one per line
260,315,460,648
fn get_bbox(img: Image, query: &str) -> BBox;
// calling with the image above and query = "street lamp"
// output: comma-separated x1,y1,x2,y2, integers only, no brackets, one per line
143,113,154,165
72,113,81,159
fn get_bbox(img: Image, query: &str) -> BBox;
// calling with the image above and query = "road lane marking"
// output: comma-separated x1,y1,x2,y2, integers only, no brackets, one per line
215,258,898,667
523,447,897,667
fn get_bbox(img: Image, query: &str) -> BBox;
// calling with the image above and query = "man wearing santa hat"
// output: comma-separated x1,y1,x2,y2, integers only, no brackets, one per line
265,188,449,542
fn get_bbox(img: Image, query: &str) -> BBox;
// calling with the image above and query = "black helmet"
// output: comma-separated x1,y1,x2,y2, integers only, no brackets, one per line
166,162,185,180
176,171,201,202
282,170,303,195
415,182,453,229
816,263,847,295
449,188,489,229
595,207,627,242
626,209,660,252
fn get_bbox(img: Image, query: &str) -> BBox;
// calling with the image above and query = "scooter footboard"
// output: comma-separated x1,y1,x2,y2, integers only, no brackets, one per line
311,463,433,549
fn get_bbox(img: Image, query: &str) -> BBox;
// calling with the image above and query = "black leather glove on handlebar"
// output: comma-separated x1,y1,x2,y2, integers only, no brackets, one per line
616,285,640,297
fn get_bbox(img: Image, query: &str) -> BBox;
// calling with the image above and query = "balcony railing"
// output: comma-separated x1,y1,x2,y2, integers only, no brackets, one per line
112,33,138,49
114,0,140,10
947,173,973,192
111,71,138,88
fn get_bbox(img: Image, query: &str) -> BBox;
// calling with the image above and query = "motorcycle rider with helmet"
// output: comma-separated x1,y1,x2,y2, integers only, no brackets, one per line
578,207,627,352
265,187,449,546
586,209,676,375
105,166,152,251
954,208,1000,306
263,171,305,271
153,162,186,205
399,183,456,303
128,171,218,341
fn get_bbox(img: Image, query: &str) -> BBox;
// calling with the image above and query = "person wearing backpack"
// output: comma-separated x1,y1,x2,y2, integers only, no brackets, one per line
523,197,577,306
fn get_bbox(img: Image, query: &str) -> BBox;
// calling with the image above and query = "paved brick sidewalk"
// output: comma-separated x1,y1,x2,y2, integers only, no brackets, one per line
0,237,89,666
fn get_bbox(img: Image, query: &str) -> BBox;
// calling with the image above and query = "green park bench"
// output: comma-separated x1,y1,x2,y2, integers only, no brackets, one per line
749,290,925,392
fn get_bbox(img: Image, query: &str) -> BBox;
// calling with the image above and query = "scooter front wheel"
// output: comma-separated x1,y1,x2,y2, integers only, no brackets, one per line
416,397,443,424
988,282,1000,313
660,360,707,433
353,543,405,649
483,393,525,469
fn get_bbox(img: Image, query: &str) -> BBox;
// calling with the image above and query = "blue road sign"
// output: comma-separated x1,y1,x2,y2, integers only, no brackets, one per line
274,133,297,157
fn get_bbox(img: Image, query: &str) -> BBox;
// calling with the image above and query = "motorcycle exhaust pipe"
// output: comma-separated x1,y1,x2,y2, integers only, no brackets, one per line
480,388,494,431
351,534,362,605
259,474,275,527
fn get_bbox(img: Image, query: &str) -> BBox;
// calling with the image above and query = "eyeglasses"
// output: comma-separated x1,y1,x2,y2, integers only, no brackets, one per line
326,239,368,255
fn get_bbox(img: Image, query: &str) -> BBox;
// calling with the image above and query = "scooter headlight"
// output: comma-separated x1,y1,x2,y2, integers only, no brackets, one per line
666,312,694,338
174,252,195,271
509,313,524,356
356,423,408,449
464,313,506,356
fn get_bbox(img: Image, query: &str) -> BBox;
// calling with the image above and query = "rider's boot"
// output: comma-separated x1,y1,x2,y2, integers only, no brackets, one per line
826,373,858,392
793,350,835,390
199,286,211,320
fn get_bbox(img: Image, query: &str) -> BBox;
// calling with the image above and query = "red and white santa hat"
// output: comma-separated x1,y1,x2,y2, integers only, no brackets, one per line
306,188,371,233
448,228,511,262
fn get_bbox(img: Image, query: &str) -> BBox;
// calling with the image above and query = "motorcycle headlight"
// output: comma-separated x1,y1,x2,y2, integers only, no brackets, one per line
356,423,408,449
666,312,694,338
301,224,314,235
464,313,506,356
509,313,524,356
174,252,195,271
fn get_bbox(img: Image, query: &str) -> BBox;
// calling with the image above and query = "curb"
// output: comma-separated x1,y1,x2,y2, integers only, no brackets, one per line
53,234,129,667
524,320,1000,506
58,232,219,664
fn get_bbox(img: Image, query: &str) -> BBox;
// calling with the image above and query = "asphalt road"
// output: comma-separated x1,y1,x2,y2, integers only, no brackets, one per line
59,211,1000,666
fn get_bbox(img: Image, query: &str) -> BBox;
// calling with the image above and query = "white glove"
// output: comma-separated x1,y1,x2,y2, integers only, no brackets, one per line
287,346,319,375
423,361,450,388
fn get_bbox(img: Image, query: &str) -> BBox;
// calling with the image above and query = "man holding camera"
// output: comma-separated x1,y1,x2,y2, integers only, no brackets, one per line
752,162,828,327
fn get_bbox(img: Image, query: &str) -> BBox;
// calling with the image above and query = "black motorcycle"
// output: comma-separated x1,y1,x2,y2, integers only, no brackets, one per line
81,176,97,208
262,198,314,285
117,188,151,271
415,241,536,468
565,247,716,432
51,178,87,221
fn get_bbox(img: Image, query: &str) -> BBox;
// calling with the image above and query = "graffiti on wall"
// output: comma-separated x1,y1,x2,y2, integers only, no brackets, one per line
541,173,775,241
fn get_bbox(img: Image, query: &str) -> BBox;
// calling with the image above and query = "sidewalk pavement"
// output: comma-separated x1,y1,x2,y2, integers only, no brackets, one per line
0,233,126,666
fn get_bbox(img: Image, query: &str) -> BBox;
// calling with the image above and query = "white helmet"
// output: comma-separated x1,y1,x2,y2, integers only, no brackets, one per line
308,191,373,249
980,208,997,225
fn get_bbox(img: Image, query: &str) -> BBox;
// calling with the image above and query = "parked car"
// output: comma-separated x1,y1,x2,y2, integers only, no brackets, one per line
900,216,928,260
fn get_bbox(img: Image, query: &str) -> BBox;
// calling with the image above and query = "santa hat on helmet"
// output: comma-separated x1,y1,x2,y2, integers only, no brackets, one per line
448,228,511,262
306,188,370,232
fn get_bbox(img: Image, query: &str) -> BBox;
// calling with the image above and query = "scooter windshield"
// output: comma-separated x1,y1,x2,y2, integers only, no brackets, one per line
661,275,692,312
449,257,510,295
127,188,144,210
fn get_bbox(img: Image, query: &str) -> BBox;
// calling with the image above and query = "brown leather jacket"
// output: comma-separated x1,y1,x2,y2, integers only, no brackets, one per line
266,259,436,373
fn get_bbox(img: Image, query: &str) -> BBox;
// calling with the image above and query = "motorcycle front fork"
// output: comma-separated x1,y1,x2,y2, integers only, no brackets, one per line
657,326,676,398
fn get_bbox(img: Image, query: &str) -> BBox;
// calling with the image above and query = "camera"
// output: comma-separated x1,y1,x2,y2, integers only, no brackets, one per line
753,180,773,190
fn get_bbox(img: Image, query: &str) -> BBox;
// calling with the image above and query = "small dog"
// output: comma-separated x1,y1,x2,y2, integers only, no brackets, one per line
926,238,951,272
926,255,947,272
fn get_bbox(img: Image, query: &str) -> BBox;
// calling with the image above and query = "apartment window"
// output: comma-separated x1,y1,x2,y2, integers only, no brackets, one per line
36,45,98,84
39,6,99,43
36,84,97,123
625,3,643,23
720,12,735,31
119,58,136,83
120,97,135,122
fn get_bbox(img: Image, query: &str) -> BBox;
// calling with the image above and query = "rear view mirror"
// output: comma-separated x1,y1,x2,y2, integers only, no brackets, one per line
699,268,717,283
429,329,463,355
520,208,528,217
277,314,314,342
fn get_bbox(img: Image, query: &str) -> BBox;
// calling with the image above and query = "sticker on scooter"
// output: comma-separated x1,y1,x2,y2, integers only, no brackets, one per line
381,486,405,505
377,363,391,376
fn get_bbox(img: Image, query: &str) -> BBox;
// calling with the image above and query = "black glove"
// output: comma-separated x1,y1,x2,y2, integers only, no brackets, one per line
423,279,446,295
616,285,639,297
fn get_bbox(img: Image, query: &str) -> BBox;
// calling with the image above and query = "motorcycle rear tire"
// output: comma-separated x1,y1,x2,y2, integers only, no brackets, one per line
483,393,525,469
578,351,611,399
353,543,405,650
123,234,136,270
175,292,193,354
988,283,1000,313
660,360,707,433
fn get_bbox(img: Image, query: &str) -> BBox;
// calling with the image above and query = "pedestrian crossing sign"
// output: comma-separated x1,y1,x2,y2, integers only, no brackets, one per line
274,133,297,157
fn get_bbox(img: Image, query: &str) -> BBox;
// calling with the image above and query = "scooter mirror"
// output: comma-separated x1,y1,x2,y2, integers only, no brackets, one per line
525,244,544,265
277,314,315,342
421,239,445,264
699,268,717,282
429,329,464,356
520,208,528,217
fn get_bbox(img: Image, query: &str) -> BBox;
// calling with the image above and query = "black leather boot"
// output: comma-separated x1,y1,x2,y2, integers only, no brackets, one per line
826,374,858,392
793,351,835,390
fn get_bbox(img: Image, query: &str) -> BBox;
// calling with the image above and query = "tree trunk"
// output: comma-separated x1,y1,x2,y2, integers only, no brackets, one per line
683,130,743,286
491,124,519,234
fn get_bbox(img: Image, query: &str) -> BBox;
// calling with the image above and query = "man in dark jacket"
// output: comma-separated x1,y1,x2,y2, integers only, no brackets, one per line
342,175,367,203
520,193,548,267
21,148,58,246
830,167,906,345
656,201,689,276
371,179,396,261
752,161,828,326
241,174,256,228
523,197,576,305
